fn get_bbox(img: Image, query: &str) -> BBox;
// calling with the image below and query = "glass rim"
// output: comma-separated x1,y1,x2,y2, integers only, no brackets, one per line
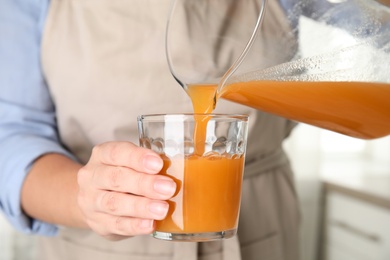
137,113,249,122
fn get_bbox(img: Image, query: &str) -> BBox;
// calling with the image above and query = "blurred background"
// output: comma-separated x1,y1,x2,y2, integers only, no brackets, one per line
285,124,390,260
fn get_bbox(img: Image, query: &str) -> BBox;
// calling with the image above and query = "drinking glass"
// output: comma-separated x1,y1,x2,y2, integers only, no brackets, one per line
138,114,249,241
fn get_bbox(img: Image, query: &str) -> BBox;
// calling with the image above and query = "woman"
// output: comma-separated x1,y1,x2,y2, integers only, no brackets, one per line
0,0,299,259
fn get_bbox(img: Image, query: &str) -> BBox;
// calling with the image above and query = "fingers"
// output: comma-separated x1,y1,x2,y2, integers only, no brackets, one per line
79,164,176,200
92,142,163,174
88,213,155,238
96,190,169,220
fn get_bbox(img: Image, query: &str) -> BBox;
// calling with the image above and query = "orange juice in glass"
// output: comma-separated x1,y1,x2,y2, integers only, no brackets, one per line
137,114,249,241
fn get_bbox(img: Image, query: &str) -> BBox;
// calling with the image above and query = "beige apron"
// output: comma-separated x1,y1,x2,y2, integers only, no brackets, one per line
39,0,300,259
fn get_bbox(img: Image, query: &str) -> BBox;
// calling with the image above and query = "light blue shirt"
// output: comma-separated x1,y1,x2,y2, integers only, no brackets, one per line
0,0,74,236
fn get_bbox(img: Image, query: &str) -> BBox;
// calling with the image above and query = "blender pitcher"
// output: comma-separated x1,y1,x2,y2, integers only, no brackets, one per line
166,0,390,139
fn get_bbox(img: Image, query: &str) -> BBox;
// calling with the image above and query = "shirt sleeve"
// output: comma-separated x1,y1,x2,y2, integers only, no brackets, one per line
0,0,76,236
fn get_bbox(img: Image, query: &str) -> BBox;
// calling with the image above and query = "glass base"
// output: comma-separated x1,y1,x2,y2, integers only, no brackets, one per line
152,229,236,242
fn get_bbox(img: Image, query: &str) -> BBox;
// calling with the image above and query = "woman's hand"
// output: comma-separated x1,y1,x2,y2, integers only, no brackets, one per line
77,141,176,240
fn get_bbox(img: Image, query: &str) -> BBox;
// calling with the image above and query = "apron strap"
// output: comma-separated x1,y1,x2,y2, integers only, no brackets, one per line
173,242,198,260
223,236,242,260
244,148,288,179
172,236,241,260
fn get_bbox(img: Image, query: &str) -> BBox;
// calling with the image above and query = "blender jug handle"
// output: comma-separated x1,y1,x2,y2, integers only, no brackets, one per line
217,0,268,95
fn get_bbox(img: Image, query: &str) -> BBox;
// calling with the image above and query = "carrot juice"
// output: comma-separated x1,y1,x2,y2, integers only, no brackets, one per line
188,80,390,139
156,154,245,233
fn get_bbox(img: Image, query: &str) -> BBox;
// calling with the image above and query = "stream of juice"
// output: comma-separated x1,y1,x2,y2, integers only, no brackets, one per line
189,80,390,140
185,85,216,155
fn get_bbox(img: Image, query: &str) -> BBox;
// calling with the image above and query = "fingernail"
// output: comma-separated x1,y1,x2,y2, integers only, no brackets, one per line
154,179,176,196
149,201,169,218
139,219,153,229
143,155,163,172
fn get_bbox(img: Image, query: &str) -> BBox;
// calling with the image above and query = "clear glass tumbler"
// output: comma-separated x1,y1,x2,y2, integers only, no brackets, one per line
137,114,249,242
